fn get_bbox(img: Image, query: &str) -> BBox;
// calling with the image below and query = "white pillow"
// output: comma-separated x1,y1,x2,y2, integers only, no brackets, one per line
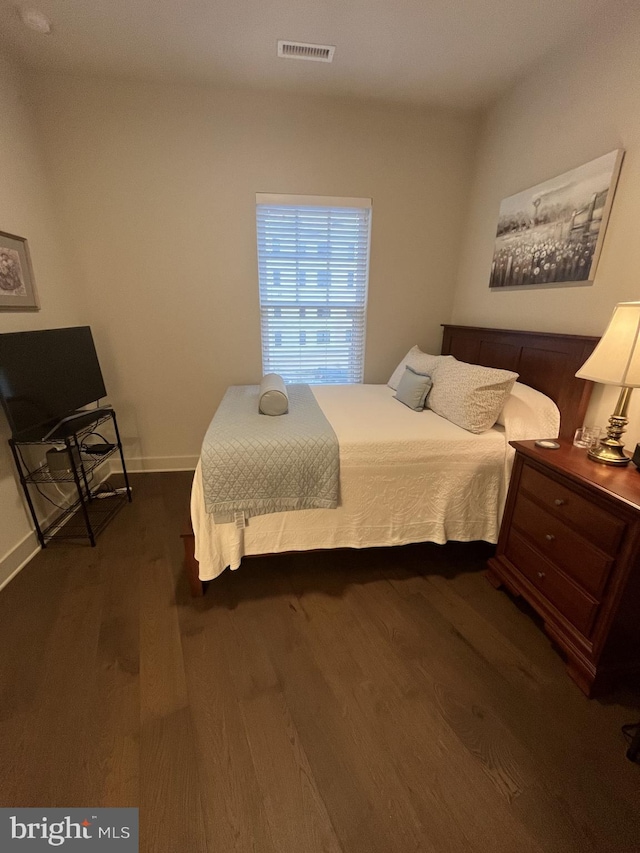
496,381,560,442
429,358,518,433
388,345,450,391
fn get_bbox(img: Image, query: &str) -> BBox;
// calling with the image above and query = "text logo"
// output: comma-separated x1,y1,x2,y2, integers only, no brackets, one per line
1,809,138,850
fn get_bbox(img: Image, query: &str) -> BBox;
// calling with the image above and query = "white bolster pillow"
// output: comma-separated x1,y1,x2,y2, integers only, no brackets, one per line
259,373,289,416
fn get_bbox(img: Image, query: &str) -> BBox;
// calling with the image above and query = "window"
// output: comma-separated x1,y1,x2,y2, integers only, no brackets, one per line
256,194,372,384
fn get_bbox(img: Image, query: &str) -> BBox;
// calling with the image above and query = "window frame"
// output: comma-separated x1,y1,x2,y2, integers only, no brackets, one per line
255,193,373,385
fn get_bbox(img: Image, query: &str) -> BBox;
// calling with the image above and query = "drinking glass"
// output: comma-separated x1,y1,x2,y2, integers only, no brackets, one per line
573,426,601,448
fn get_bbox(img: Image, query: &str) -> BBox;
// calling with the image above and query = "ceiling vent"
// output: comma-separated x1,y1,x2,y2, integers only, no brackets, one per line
277,40,335,63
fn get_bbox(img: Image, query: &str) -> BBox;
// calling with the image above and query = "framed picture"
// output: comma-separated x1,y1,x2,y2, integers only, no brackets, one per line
489,149,624,289
0,231,40,310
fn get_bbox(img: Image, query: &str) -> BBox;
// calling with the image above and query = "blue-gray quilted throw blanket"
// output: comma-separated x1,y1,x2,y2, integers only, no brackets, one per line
201,384,339,522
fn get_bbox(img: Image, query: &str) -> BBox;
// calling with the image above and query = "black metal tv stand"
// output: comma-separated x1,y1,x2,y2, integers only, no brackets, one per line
9,408,132,547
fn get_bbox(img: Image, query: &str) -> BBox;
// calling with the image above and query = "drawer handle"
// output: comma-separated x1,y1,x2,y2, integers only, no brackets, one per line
545,534,555,542
537,571,546,579
554,498,566,507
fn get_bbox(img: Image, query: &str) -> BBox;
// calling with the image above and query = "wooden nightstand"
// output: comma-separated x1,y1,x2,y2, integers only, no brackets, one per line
487,440,640,696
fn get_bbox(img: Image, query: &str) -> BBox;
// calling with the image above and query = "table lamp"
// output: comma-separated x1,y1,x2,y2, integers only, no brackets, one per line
575,302,640,465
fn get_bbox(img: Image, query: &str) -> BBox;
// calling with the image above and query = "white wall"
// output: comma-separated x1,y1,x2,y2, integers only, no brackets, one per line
5,7,639,583
26,74,478,469
0,52,86,585
452,4,640,444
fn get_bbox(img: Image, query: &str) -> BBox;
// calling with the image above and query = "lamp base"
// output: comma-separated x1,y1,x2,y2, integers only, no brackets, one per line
588,440,630,466
587,388,633,467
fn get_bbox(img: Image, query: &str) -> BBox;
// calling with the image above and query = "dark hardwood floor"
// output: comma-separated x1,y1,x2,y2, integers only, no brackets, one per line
0,472,638,852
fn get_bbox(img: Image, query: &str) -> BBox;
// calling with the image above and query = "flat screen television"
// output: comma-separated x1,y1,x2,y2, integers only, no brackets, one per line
0,326,107,441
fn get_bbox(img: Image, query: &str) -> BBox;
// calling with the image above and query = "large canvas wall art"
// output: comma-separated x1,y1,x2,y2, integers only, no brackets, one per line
489,150,623,289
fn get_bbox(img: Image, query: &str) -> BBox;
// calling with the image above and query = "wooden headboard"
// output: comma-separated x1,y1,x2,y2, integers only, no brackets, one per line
441,325,599,442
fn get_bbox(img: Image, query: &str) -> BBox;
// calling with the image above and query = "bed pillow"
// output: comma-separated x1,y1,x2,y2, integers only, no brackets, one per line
394,366,433,411
429,359,518,433
387,346,448,390
259,373,289,416
496,381,560,441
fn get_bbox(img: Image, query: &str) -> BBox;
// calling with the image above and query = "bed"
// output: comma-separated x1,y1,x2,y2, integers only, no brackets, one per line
185,325,598,595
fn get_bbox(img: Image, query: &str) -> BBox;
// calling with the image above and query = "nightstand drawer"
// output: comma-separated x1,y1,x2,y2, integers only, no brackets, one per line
512,493,613,598
505,530,599,636
520,464,625,555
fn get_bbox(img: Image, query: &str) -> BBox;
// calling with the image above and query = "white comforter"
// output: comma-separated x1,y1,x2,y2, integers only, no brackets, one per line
192,383,559,581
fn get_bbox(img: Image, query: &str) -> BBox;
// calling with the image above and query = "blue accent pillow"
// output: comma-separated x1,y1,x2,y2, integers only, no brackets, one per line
394,365,433,411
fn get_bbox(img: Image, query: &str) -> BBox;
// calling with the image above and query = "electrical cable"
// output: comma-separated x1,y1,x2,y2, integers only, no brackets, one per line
33,483,68,511
92,480,118,497
81,431,112,453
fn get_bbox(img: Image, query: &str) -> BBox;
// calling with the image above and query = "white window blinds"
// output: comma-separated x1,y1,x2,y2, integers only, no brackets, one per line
256,194,372,384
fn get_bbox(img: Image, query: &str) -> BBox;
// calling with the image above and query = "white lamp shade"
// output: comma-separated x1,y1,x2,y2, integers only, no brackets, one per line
576,302,640,387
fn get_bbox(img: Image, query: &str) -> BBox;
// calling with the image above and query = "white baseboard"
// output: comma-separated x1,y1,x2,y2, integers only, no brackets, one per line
0,469,115,591
0,492,72,592
111,455,197,473
0,460,195,590
0,529,41,592
0,456,198,589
